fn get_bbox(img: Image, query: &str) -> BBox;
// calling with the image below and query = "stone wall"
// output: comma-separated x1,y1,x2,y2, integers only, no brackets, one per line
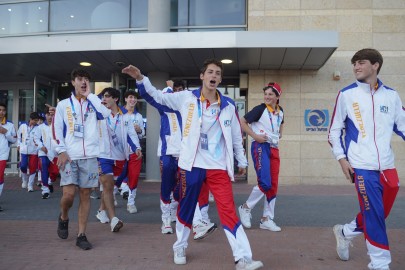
246,0,405,185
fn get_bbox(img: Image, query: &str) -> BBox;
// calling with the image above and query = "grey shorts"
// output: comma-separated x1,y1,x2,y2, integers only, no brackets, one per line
59,158,99,188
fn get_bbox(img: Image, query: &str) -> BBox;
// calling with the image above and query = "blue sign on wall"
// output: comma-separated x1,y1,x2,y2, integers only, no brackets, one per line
304,109,329,131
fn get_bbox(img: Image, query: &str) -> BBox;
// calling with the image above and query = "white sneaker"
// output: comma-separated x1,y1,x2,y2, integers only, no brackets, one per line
127,204,137,214
333,224,352,261
368,262,390,270
96,210,110,224
193,220,217,240
260,218,281,232
110,217,123,232
235,258,263,270
173,247,186,265
161,218,173,234
238,205,252,229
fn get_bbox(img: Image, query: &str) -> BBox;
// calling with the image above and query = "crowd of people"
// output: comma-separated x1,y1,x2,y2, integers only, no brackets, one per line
0,48,403,270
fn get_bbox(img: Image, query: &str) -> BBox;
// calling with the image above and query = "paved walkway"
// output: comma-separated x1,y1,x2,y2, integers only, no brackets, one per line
0,175,404,270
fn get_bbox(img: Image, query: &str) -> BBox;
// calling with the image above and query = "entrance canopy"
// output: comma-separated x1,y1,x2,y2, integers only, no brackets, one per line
0,31,338,82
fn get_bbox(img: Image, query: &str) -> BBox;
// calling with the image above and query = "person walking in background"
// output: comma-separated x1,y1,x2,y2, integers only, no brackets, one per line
0,103,17,211
34,106,59,199
122,90,145,214
95,87,142,231
53,69,110,250
17,111,40,192
122,59,263,270
328,48,405,270
238,82,284,232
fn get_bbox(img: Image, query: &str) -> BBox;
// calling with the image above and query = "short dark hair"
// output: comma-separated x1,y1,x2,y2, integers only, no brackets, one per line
44,106,50,114
351,48,383,74
30,112,40,120
71,69,91,81
124,90,139,99
0,103,6,110
173,80,185,90
100,87,120,104
200,59,223,75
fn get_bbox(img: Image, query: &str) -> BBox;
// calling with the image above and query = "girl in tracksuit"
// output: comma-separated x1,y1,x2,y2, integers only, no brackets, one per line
238,82,284,232
329,48,405,270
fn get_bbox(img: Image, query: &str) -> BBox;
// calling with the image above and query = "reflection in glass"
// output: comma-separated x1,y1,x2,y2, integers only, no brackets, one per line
174,0,246,31
18,89,34,125
50,0,130,31
36,84,54,115
0,1,48,35
130,0,148,28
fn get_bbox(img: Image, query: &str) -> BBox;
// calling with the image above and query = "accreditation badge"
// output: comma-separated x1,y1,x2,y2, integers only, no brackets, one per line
73,124,84,138
200,133,208,150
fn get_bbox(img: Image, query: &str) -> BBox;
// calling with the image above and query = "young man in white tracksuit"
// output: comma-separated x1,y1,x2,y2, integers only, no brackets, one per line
122,59,263,270
96,87,142,232
329,48,405,270
17,112,40,192
34,107,58,199
0,103,17,211
53,69,111,250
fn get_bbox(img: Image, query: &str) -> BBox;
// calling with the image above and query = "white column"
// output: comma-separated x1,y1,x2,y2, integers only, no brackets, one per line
148,0,170,32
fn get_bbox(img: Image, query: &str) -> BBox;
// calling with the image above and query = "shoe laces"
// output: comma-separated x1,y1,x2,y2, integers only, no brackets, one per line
175,248,185,257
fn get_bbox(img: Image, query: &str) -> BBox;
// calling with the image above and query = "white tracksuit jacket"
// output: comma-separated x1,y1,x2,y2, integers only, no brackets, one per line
53,93,110,160
98,109,141,160
17,123,39,155
328,79,405,170
34,122,58,161
0,119,17,160
137,76,247,181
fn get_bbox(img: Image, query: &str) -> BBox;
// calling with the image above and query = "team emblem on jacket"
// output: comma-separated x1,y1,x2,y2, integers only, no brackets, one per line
223,120,231,127
380,105,389,113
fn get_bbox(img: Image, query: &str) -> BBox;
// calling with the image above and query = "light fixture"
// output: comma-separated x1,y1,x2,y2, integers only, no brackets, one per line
333,71,341,81
1,28,5,31
8,9,11,12
39,19,43,23
80,62,92,67
25,22,29,25
221,59,233,64
70,15,75,18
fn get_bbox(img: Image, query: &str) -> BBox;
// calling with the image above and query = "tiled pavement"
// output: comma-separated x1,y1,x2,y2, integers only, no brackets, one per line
0,175,404,270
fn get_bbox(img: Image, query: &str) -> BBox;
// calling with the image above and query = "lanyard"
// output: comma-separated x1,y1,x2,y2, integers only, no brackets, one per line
69,97,90,121
267,110,281,133
107,114,120,133
197,99,220,131
27,125,35,137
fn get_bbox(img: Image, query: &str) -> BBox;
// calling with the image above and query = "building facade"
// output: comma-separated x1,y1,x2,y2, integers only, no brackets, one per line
1,0,404,185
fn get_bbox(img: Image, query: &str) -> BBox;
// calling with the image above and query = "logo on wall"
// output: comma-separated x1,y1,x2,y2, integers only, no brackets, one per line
304,109,329,132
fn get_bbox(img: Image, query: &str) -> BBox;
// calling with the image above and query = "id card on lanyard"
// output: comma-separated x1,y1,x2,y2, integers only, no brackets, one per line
70,97,90,138
107,114,120,146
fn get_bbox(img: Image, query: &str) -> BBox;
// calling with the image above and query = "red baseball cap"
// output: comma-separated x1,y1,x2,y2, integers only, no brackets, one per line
264,82,282,96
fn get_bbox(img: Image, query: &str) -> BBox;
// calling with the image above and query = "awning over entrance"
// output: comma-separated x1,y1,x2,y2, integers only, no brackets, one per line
0,31,338,82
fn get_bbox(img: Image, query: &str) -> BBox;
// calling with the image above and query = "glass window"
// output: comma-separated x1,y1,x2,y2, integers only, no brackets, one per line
0,1,48,36
18,89,34,125
36,84,54,115
50,0,130,32
173,0,246,31
130,0,148,28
